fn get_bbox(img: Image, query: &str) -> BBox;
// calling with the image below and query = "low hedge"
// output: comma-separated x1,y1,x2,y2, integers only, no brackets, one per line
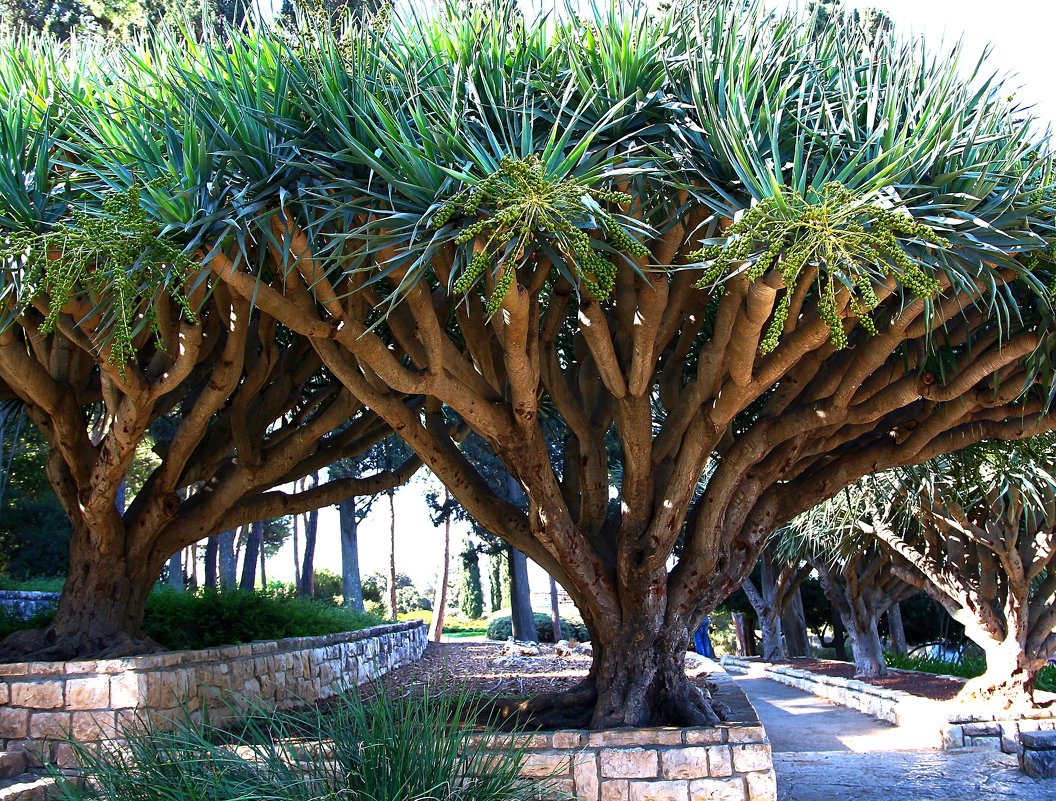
486,612,589,643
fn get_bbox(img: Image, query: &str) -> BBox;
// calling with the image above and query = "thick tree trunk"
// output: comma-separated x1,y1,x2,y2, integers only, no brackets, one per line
758,612,783,663
428,492,452,643
339,497,365,611
204,536,219,589
297,507,318,597
782,587,810,657
239,522,262,591
886,603,908,656
0,523,163,661
960,636,1039,709
509,547,536,643
388,492,398,619
829,606,848,661
218,530,237,590
846,617,887,678
550,575,562,642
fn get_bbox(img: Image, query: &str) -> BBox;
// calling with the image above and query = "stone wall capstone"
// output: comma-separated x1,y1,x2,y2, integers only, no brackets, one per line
0,620,427,767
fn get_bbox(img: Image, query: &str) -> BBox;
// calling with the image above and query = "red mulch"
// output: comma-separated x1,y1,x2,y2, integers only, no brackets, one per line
760,656,966,701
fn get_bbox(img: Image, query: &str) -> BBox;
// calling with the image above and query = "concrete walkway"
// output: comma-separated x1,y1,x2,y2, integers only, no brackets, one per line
733,674,1056,801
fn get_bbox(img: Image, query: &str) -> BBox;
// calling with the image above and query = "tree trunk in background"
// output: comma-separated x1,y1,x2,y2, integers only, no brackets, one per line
167,552,184,591
830,606,848,661
550,575,562,642
339,496,364,611
887,603,908,656
292,512,301,590
782,587,810,657
758,610,782,662
204,536,219,589
187,543,198,590
298,504,318,597
259,532,267,588
218,530,237,590
846,618,887,678
388,492,398,620
239,522,262,591
732,612,749,657
428,490,452,643
509,547,535,643
488,551,504,612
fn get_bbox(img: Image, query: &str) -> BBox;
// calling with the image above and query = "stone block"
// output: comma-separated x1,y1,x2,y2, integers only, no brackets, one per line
731,744,771,773
553,730,588,749
9,681,63,710
1022,749,1056,779
684,729,724,745
600,780,629,801
29,711,71,739
70,711,118,740
660,747,710,780
599,748,659,779
726,726,765,744
110,673,143,708
941,725,964,750
1020,731,1056,750
548,778,576,797
573,752,600,801
0,706,30,739
590,730,660,748
706,746,732,777
689,777,745,801
65,677,110,710
962,722,1001,737
519,751,571,778
0,681,8,705
745,770,777,801
627,780,689,801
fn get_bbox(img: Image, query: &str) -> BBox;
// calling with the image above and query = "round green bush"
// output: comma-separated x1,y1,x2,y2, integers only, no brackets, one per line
486,612,589,643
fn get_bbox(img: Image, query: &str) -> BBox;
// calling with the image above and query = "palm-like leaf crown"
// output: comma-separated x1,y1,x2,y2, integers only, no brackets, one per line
0,0,1053,388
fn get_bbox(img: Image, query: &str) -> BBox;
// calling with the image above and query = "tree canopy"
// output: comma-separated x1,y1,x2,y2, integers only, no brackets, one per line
2,0,1056,724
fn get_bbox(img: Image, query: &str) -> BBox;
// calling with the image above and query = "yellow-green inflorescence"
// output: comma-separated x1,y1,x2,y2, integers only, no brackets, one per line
433,155,651,316
692,182,949,354
5,182,198,371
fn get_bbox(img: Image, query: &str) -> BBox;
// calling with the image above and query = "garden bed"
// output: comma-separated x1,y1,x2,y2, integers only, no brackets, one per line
761,657,965,701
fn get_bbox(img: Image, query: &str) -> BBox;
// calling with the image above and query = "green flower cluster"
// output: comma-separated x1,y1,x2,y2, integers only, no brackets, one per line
6,182,197,371
433,155,650,315
692,183,949,354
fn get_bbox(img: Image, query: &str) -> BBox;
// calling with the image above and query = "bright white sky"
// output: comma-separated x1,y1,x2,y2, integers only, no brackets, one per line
241,0,1055,594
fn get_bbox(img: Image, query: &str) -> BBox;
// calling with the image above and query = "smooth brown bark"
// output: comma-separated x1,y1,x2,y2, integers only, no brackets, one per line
428,490,452,643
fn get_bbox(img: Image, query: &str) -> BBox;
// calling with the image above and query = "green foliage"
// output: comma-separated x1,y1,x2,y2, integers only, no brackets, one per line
458,543,484,620
51,682,548,801
694,183,948,351
486,612,589,643
0,606,55,641
882,650,1056,692
311,568,343,604
397,584,431,614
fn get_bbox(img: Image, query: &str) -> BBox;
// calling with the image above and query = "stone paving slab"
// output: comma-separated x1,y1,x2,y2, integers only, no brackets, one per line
774,750,1056,801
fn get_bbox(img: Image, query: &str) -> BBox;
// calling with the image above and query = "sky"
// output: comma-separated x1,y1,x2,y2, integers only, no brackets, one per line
242,0,1056,595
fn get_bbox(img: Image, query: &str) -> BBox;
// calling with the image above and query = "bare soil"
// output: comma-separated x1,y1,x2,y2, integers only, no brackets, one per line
762,656,966,701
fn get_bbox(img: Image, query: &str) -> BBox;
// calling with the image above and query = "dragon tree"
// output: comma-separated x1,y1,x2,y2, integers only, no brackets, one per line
0,41,420,660
8,0,1056,724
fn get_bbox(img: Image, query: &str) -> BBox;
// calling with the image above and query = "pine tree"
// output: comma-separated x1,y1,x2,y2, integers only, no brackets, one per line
459,542,484,620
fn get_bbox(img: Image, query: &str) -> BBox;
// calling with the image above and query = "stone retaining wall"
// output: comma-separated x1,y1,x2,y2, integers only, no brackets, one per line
722,656,1056,755
0,621,426,767
479,669,777,801
0,592,59,621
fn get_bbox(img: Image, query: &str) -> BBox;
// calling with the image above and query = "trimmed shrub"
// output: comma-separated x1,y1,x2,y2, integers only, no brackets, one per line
487,612,589,643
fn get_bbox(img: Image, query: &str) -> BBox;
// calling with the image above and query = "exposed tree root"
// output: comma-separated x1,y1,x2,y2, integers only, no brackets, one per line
0,626,162,663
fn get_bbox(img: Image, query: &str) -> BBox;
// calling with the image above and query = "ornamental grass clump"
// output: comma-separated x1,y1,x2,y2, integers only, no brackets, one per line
51,684,552,801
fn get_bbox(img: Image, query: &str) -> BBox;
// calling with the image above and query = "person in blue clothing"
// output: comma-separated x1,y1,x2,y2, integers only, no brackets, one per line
693,617,715,659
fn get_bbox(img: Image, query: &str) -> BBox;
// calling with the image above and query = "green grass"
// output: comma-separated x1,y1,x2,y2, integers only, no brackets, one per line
0,576,64,592
884,651,1056,693
51,683,553,801
398,611,489,638
0,589,386,651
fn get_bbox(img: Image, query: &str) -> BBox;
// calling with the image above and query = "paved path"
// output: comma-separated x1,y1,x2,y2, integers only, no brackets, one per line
732,674,1056,801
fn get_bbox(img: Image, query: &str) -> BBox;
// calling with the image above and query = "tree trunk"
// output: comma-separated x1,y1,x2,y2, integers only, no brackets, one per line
167,551,184,591
782,587,810,657
960,634,1039,709
292,512,301,589
259,531,267,588
218,529,237,590
550,575,562,642
758,611,783,662
732,612,750,657
239,522,262,591
297,507,318,597
886,603,908,656
204,536,219,589
428,490,452,643
830,605,848,661
339,497,364,611
0,522,163,661
188,543,198,590
509,547,536,643
846,617,887,678
388,492,398,620
488,551,505,612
